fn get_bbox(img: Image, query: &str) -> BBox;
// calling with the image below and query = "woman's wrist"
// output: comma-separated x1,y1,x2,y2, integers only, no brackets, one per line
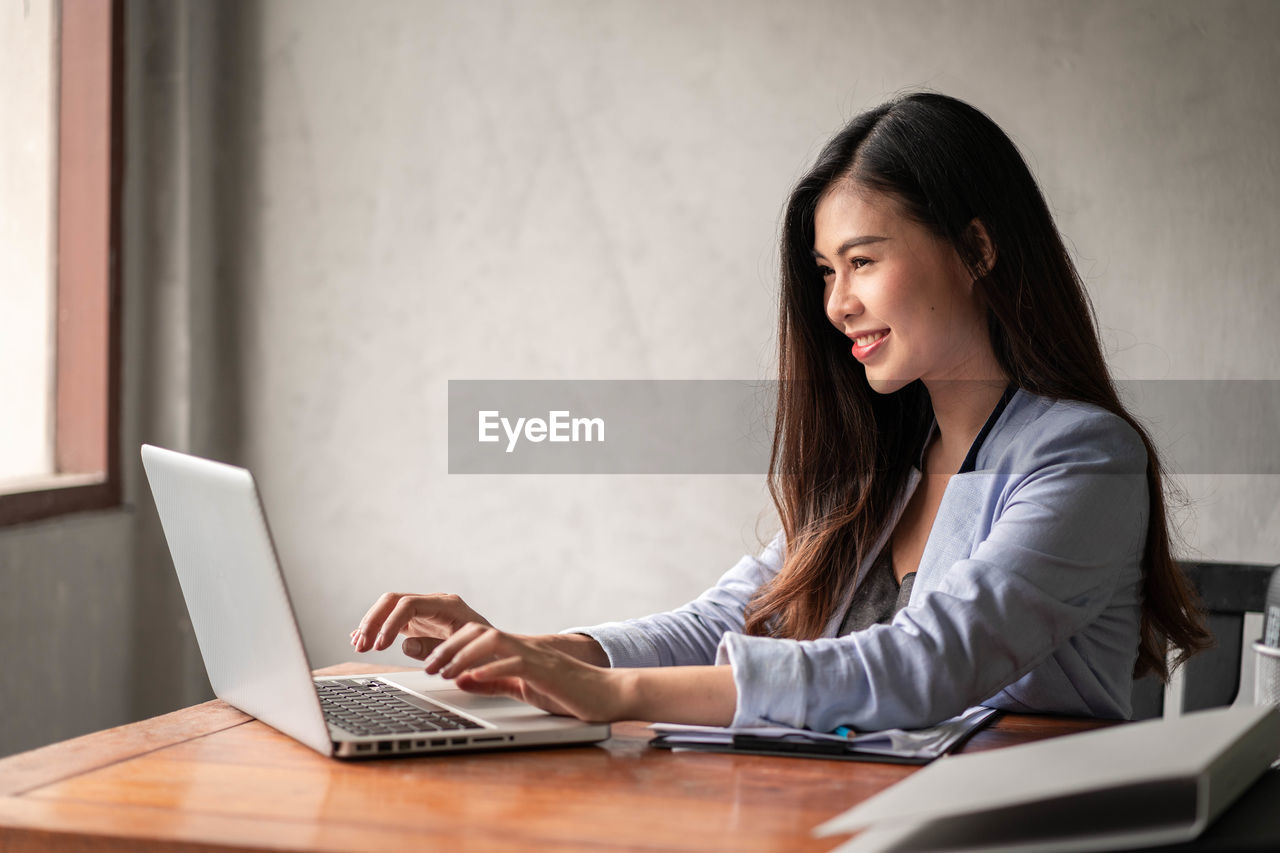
531,632,610,667
607,668,643,721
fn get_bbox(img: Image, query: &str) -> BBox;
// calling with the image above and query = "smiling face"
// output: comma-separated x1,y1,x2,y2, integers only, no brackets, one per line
813,183,997,395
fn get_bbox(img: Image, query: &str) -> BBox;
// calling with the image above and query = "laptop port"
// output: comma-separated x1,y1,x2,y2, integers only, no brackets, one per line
414,740,427,748
356,743,372,753
449,737,466,746
377,742,392,753
471,736,503,744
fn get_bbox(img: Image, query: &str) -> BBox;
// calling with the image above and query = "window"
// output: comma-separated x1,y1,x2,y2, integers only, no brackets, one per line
0,0,122,526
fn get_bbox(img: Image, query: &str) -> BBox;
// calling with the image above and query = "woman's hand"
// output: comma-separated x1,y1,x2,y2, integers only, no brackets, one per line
351,592,492,658
350,593,737,725
351,592,610,667
425,624,630,723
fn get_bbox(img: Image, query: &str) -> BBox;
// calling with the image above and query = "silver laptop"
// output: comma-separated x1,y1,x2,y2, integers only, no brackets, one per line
140,444,609,758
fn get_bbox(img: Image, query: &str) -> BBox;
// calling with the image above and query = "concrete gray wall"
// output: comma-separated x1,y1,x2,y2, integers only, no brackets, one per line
3,0,1277,756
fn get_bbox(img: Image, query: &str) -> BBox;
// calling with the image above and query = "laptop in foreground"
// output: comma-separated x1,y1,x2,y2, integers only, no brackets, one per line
140,444,609,759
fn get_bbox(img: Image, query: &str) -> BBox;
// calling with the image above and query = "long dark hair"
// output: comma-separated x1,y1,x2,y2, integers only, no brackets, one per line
745,92,1208,681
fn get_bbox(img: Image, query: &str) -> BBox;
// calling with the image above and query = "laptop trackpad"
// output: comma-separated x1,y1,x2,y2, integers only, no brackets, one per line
381,671,548,718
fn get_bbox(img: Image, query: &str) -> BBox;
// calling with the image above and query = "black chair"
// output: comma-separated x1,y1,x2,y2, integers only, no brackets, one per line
1131,561,1279,720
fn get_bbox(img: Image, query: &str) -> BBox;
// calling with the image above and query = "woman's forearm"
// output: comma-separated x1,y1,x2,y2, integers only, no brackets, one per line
512,634,739,725
615,665,738,726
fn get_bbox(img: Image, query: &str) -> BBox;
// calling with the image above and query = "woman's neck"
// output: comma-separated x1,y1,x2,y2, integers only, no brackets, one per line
923,377,1010,474
918,321,1011,471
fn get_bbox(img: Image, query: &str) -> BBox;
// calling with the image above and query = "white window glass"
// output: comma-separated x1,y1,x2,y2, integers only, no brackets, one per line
0,1,56,484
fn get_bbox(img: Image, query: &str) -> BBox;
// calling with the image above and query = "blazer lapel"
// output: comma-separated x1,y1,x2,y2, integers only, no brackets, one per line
911,472,998,598
911,388,1028,598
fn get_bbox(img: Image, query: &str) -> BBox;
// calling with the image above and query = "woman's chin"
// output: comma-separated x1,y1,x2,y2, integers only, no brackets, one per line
864,374,913,395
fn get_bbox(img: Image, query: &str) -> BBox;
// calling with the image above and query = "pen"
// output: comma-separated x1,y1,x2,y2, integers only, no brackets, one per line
834,726,856,738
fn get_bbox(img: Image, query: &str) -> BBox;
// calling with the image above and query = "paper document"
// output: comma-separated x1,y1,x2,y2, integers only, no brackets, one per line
649,705,998,763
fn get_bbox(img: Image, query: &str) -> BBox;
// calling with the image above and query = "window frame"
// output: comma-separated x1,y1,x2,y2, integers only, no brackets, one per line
0,0,124,527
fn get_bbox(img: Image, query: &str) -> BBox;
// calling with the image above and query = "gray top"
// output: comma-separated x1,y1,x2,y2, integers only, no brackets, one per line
838,546,916,635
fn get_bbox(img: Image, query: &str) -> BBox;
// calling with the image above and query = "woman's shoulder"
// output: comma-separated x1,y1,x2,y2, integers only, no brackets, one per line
988,390,1148,475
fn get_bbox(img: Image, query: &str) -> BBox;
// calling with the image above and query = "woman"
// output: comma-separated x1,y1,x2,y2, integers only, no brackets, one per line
352,93,1208,731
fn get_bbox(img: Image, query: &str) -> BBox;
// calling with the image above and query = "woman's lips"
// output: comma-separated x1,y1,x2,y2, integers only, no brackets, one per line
850,329,889,360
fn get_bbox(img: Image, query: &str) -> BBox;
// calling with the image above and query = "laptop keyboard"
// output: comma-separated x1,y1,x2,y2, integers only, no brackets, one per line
316,678,483,737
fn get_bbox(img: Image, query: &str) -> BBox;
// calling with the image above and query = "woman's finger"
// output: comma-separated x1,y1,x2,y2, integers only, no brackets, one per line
354,592,405,652
375,595,432,651
423,621,490,675
463,655,526,682
455,657,526,694
402,635,444,660
437,628,521,679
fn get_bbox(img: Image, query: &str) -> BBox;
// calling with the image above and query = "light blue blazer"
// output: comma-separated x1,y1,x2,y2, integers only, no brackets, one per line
569,390,1149,731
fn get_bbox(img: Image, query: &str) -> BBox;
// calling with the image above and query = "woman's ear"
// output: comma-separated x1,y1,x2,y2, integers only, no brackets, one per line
968,218,997,277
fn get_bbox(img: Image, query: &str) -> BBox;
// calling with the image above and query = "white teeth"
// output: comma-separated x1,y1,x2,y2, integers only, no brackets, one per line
854,331,888,346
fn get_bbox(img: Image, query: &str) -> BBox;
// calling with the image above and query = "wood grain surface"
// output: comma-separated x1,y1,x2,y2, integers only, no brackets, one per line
0,663,1115,852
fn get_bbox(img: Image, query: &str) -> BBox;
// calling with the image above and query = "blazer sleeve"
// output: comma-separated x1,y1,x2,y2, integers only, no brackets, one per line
562,531,785,668
718,411,1149,732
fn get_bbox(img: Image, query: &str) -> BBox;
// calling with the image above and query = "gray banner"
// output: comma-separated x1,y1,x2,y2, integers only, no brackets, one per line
447,380,1280,475
448,380,775,474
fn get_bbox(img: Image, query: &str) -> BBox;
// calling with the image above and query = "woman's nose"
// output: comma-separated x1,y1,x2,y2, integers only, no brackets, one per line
826,275,864,327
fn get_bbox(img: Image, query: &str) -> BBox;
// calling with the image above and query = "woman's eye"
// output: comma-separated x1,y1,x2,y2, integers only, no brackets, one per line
852,257,872,269
817,265,834,278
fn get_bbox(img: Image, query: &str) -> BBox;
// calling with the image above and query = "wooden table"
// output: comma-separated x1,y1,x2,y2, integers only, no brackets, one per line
0,664,1112,852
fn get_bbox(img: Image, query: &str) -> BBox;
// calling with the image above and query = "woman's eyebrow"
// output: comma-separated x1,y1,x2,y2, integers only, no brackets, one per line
812,235,890,259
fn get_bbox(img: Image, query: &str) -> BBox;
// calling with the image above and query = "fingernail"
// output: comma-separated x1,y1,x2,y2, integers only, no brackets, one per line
404,637,422,657
375,633,386,650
